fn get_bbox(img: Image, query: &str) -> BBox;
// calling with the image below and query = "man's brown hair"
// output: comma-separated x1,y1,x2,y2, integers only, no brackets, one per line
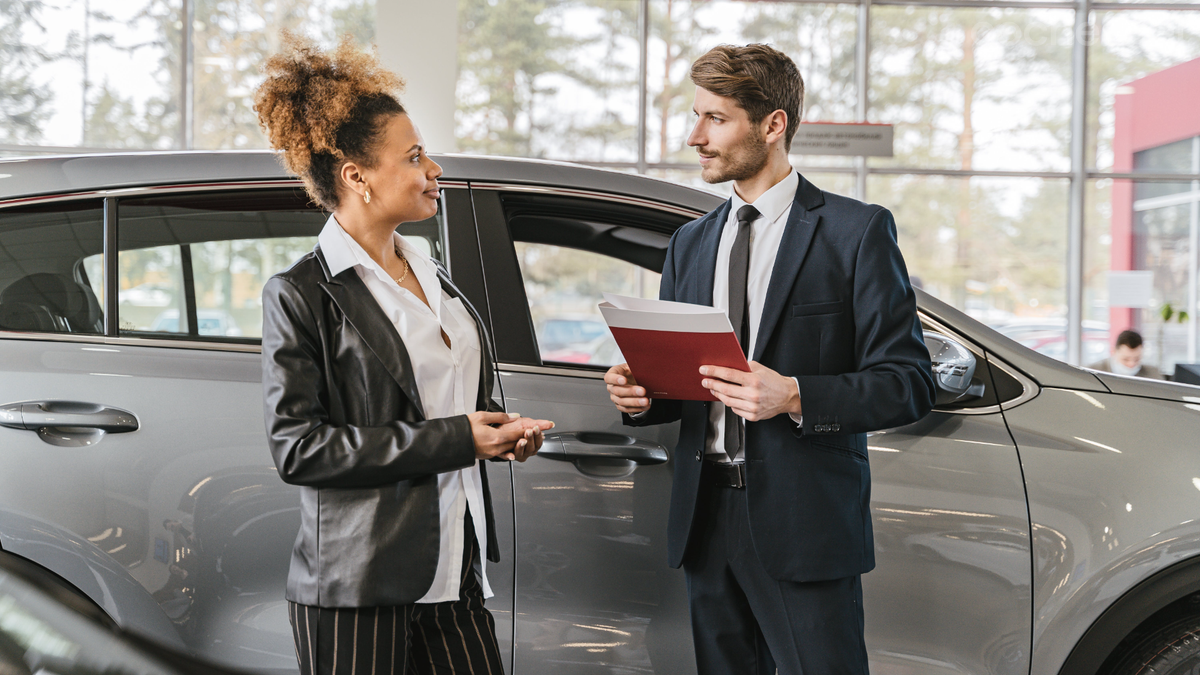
690,44,804,151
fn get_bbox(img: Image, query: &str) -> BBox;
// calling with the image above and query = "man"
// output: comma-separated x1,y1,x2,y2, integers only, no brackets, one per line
605,44,935,674
1089,329,1163,379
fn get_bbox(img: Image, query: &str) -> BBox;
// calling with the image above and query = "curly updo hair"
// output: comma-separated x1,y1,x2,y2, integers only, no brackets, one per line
254,32,406,210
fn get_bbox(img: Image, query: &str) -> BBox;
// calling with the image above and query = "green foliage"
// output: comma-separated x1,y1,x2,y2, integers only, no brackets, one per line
0,0,54,143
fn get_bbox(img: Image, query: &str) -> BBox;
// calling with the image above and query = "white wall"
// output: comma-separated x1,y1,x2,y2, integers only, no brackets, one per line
374,0,459,153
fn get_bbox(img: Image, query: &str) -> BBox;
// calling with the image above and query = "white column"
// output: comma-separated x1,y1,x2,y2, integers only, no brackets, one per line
374,0,459,153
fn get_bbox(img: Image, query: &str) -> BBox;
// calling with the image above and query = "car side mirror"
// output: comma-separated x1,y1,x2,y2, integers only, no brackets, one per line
923,331,982,406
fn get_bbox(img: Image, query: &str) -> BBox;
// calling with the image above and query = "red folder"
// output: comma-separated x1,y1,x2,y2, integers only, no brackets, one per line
599,294,750,401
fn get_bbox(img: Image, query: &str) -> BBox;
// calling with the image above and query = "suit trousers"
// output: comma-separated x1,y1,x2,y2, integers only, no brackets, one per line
288,513,504,675
684,462,869,675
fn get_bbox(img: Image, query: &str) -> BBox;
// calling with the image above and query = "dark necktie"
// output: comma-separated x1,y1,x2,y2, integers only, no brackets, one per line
724,204,759,455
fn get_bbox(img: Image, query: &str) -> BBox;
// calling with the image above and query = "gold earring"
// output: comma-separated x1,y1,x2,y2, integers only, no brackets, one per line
363,187,371,204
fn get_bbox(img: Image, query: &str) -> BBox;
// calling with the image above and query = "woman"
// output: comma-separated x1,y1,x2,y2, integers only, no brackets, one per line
255,34,549,675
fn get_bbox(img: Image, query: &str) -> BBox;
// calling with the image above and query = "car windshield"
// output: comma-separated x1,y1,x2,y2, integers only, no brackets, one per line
0,570,181,675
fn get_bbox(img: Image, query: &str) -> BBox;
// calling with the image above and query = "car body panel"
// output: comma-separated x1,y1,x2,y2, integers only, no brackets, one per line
864,410,1031,675
1003,387,1200,674
0,507,185,650
499,369,694,674
0,337,295,670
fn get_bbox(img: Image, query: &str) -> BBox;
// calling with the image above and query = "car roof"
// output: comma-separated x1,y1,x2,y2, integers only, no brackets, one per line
0,151,725,214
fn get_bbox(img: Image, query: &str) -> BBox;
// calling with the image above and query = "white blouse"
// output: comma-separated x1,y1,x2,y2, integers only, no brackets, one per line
317,215,491,603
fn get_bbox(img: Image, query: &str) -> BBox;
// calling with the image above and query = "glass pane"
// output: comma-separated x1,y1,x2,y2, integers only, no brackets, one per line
870,174,1071,347
1088,10,1200,172
646,1,858,166
456,0,640,161
119,189,445,340
869,6,1073,172
117,245,188,334
0,201,105,335
1086,177,1200,378
191,0,376,150
3,1,179,149
515,242,660,367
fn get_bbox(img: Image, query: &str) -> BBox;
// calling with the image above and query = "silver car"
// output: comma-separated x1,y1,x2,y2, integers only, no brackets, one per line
1,152,1199,675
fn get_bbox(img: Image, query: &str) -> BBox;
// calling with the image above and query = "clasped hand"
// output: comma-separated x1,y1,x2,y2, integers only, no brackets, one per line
468,411,553,462
605,361,801,422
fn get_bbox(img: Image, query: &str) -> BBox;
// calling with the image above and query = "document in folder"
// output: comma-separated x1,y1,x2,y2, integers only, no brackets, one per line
598,293,750,401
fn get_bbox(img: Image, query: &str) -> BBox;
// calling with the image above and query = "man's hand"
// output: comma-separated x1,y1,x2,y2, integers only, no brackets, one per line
700,361,801,422
605,363,651,414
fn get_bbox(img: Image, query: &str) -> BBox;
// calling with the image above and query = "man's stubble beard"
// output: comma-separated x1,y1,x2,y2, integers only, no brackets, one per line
700,127,770,184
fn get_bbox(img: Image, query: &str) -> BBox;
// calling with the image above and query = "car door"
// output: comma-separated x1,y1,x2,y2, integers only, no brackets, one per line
0,184,519,674
469,185,696,674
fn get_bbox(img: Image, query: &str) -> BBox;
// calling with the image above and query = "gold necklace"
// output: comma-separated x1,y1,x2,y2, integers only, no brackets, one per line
393,243,410,285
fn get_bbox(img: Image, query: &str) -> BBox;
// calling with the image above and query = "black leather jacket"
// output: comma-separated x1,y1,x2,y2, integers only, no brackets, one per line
262,246,502,608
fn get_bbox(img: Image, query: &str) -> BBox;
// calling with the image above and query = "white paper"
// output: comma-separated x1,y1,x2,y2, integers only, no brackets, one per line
599,293,734,334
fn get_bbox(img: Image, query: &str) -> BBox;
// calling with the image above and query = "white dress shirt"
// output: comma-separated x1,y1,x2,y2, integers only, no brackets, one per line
706,171,804,463
318,215,492,603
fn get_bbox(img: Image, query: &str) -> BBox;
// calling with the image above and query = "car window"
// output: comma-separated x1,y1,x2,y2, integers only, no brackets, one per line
498,191,685,368
117,189,445,342
0,200,105,336
515,241,660,366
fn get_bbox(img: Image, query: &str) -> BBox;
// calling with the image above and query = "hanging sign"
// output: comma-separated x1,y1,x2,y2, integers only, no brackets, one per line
1108,270,1154,308
793,122,894,157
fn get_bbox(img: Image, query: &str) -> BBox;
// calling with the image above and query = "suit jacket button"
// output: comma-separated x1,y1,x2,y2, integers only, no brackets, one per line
696,450,703,461
816,425,825,432
832,424,841,432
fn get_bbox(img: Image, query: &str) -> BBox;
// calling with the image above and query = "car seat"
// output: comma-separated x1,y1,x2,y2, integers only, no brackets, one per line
0,273,104,334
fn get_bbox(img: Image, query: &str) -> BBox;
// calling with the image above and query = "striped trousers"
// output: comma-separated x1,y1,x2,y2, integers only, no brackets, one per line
288,515,504,675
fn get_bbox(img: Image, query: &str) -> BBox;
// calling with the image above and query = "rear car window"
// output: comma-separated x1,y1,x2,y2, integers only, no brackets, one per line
117,189,444,342
0,200,105,335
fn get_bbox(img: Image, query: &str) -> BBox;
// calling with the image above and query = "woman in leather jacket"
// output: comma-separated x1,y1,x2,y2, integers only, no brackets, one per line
255,33,550,675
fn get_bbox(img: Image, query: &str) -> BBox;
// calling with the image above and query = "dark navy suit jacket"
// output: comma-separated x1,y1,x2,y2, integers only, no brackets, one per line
627,173,935,583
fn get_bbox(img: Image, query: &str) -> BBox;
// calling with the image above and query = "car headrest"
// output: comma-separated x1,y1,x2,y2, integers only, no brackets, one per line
0,273,103,334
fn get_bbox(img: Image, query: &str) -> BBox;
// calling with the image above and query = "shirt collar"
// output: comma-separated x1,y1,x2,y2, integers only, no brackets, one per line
729,169,799,225
316,214,443,316
318,214,433,279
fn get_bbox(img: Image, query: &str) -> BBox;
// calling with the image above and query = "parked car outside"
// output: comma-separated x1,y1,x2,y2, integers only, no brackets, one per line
534,315,609,354
150,309,244,337
2,152,1200,675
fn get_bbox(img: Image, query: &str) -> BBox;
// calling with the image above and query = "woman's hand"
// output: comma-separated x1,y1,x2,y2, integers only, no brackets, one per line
496,416,553,462
468,412,553,461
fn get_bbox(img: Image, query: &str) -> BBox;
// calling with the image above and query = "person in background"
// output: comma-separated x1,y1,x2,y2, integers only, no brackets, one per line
1089,329,1163,380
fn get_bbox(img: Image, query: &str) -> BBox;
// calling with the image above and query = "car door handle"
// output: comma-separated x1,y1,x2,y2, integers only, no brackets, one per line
539,432,669,465
0,401,139,433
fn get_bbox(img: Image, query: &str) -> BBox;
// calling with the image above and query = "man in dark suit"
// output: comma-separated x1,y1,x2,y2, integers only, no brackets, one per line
605,44,935,674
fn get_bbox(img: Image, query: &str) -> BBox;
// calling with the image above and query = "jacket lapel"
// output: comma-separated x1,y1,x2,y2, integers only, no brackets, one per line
315,246,426,418
751,176,824,363
694,201,731,306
